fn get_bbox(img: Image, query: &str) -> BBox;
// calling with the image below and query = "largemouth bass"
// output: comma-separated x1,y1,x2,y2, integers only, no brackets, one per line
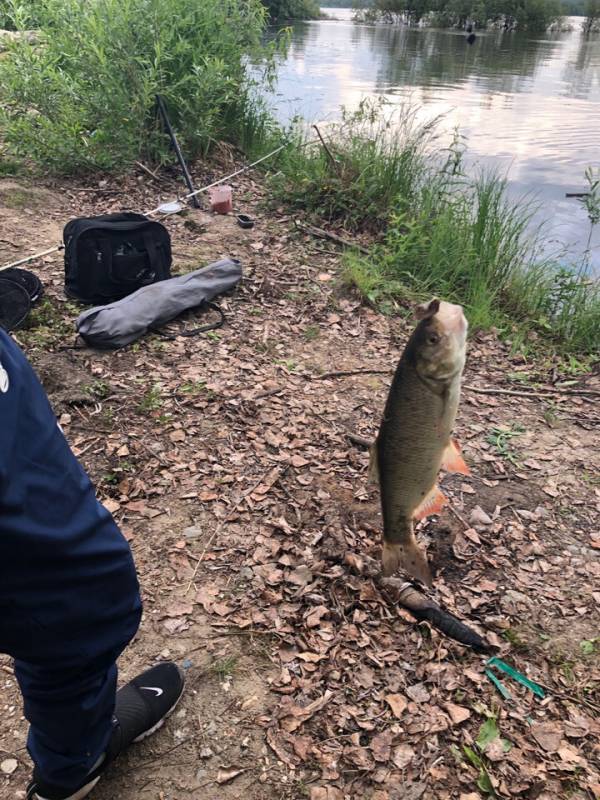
371,299,470,586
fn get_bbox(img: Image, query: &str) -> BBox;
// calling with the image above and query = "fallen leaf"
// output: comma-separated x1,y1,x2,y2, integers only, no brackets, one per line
310,786,344,800
406,683,430,703
392,744,415,770
444,702,471,725
287,565,313,586
370,730,393,762
216,767,247,784
385,693,408,719
103,498,120,514
0,759,17,775
531,721,563,753
311,788,343,800
280,691,334,733
470,506,493,526
463,527,482,544
164,601,193,617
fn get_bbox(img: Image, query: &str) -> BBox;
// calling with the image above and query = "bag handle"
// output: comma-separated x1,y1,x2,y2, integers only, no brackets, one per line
151,301,225,340
142,230,161,275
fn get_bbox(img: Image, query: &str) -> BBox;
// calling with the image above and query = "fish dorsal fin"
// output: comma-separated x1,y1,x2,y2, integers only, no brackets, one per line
414,485,448,521
441,438,471,476
368,442,379,485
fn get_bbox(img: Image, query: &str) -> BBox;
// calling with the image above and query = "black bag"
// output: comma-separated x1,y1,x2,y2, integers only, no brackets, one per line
64,213,172,304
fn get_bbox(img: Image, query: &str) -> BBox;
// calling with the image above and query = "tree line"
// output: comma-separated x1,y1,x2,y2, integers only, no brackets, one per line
356,0,600,30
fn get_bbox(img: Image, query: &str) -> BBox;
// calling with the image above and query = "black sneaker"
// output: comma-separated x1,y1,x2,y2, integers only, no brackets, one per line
27,662,185,800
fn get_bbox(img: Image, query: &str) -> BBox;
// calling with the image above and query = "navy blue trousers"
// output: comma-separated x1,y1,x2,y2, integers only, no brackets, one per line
0,329,142,790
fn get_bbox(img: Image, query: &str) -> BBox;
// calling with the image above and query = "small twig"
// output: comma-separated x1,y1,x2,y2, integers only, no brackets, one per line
184,467,275,594
346,431,373,449
463,384,600,399
448,504,471,530
294,219,370,256
254,386,286,400
537,684,600,714
135,160,163,182
313,124,341,175
309,368,390,380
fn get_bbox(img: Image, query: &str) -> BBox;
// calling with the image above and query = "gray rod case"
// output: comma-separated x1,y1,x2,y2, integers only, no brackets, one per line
76,258,242,350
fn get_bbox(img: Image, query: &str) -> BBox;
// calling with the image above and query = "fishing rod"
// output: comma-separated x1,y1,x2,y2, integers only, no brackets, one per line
0,139,313,273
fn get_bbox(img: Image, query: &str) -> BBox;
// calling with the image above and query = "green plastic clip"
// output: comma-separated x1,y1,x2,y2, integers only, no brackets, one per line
485,657,545,701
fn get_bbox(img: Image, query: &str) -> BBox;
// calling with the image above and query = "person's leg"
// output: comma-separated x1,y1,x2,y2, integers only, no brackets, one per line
0,332,184,799
0,328,143,790
13,555,142,792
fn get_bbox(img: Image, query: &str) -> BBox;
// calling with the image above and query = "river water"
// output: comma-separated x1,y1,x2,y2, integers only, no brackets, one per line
263,10,600,272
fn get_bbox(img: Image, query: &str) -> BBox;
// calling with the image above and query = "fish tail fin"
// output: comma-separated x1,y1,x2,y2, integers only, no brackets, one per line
382,534,433,587
367,442,379,485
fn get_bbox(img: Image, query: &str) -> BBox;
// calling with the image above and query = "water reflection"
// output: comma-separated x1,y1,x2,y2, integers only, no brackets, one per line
260,14,600,271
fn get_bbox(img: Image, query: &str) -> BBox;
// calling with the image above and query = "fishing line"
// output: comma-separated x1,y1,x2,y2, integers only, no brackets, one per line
0,139,318,273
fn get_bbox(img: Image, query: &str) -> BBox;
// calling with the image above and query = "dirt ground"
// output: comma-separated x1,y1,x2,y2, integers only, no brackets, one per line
0,160,598,800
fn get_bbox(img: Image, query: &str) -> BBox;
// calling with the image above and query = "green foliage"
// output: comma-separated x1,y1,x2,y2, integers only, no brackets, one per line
263,0,321,19
0,0,46,29
358,0,563,30
0,0,272,173
270,100,438,232
583,0,600,30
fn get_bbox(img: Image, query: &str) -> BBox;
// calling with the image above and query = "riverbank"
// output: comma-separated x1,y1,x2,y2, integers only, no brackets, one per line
0,162,598,800
267,109,600,355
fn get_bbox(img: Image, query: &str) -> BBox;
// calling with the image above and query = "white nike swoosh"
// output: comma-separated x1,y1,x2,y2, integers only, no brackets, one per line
0,363,9,394
140,686,163,697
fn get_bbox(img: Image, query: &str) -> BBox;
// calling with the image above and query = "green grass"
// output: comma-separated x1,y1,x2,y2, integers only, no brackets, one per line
269,101,438,233
209,655,239,680
138,384,163,412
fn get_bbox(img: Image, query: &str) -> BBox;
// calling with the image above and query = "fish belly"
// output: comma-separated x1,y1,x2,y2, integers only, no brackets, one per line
377,369,453,543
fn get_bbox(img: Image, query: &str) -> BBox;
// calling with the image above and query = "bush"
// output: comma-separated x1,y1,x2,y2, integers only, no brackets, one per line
358,0,563,30
0,0,273,173
0,0,46,29
269,101,438,232
263,0,321,19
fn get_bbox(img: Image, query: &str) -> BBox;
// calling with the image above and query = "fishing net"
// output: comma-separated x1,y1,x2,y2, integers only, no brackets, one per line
1,268,44,305
0,277,32,331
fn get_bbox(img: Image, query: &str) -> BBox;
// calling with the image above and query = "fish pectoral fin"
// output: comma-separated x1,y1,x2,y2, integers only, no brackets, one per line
441,438,471,476
367,442,379,485
414,485,448,521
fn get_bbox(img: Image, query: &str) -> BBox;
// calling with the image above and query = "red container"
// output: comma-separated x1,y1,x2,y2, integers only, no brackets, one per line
209,185,233,214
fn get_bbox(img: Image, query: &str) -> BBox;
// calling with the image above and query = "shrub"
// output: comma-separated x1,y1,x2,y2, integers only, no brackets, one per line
263,0,321,19
269,101,438,232
0,0,272,173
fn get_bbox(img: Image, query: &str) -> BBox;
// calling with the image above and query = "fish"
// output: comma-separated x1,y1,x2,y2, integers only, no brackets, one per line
370,298,470,586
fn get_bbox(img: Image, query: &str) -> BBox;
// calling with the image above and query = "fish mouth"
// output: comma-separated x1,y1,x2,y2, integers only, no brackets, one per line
437,301,468,336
